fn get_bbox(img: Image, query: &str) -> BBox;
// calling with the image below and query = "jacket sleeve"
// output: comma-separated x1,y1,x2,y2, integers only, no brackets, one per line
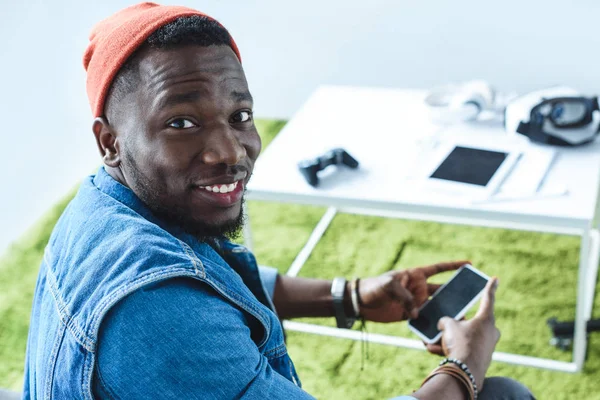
92,277,314,400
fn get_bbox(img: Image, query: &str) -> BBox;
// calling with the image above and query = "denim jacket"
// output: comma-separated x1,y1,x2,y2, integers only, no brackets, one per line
23,167,312,399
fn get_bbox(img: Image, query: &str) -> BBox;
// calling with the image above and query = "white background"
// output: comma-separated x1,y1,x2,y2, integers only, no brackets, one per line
1,0,599,252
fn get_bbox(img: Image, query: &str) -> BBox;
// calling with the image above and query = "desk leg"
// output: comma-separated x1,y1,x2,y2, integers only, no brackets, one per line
286,207,338,277
583,230,600,321
572,228,599,371
584,229,600,321
282,321,579,372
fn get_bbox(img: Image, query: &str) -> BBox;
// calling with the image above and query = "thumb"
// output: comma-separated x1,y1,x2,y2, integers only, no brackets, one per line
437,316,457,332
475,277,499,321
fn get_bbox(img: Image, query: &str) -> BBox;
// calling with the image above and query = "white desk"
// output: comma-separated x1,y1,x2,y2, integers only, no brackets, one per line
245,85,600,373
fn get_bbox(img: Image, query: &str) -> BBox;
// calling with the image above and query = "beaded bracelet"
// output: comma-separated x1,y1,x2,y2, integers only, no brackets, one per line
420,365,474,400
440,358,478,400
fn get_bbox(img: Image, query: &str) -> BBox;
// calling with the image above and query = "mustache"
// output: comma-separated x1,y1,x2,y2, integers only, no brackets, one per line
188,163,251,186
226,164,250,175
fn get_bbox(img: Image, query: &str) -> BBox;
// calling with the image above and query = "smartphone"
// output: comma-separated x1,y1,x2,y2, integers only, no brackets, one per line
408,264,490,344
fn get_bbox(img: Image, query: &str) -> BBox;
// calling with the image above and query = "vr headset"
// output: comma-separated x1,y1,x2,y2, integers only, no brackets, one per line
505,87,600,146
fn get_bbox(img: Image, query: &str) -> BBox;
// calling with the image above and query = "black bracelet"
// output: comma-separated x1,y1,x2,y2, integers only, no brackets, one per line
439,358,478,400
356,278,365,307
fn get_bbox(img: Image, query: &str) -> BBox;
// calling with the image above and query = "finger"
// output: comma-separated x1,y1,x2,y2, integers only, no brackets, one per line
427,283,441,295
474,277,499,321
437,316,457,331
390,281,418,319
426,343,444,356
420,260,469,278
400,274,409,287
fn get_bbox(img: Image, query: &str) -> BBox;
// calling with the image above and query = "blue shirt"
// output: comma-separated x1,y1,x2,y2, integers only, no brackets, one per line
23,167,311,399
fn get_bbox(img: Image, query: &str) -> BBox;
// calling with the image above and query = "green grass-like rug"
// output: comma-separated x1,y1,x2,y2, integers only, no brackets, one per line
1,120,599,399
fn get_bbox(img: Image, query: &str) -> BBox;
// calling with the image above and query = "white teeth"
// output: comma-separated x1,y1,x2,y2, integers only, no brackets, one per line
201,181,239,194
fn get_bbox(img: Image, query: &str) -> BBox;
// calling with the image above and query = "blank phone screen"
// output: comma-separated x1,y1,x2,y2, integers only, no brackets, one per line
430,146,508,187
409,267,488,341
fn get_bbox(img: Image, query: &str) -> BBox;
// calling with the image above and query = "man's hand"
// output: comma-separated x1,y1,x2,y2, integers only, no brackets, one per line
425,277,501,390
357,261,468,323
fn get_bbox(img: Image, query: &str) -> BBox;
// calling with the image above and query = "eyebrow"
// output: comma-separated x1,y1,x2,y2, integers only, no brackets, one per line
157,91,202,110
231,90,253,103
157,90,253,110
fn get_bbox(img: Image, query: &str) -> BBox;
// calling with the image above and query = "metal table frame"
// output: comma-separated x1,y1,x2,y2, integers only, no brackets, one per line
243,200,600,373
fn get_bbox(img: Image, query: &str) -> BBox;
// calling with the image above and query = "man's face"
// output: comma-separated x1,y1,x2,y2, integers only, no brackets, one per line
106,45,261,238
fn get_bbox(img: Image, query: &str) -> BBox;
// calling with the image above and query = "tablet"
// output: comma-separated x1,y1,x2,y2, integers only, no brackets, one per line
422,143,520,198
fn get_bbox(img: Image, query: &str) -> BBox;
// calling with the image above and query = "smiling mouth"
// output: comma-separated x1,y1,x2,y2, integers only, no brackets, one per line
198,181,239,193
193,180,245,207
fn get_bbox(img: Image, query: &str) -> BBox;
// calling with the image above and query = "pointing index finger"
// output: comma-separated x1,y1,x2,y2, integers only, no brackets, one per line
421,260,469,278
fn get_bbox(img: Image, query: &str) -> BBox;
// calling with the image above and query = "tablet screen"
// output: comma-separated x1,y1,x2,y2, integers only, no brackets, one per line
430,146,508,187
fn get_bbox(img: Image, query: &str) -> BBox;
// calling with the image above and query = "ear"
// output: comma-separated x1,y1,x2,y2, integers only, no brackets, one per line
92,117,121,168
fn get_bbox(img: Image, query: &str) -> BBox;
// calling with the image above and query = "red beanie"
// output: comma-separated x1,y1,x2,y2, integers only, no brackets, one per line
83,2,241,118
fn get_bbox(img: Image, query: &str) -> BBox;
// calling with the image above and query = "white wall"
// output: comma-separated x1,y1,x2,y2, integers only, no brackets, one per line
1,0,599,252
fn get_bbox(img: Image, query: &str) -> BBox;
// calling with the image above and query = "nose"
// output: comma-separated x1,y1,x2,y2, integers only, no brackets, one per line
200,128,246,166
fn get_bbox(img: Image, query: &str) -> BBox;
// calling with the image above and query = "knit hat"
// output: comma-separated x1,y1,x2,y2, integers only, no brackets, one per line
83,2,241,117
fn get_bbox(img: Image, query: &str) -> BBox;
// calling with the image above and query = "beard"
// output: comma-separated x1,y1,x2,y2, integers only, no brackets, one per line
122,150,245,242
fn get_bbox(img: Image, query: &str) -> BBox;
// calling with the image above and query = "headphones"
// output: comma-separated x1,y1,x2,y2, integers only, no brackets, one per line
424,80,497,124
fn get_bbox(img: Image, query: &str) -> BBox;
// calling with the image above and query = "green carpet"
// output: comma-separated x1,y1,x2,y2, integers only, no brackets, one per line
1,119,599,399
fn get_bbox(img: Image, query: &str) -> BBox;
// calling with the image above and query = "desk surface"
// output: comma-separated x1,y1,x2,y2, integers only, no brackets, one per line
248,86,600,230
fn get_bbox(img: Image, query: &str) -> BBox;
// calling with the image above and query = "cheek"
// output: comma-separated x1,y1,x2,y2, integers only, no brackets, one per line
149,138,196,169
132,141,193,190
246,131,262,159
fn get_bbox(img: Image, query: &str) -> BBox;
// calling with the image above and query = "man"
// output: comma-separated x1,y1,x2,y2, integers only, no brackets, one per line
23,3,534,399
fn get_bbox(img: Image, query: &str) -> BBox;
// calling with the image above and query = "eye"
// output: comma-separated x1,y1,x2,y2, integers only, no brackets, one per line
231,110,253,124
167,118,197,129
